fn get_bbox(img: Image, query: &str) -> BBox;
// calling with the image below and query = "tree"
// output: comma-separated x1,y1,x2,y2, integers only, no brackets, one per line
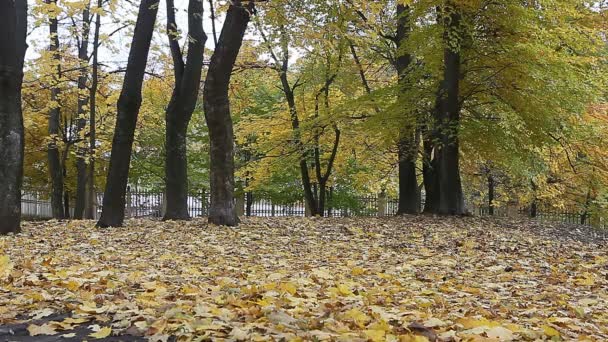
393,3,419,215
429,2,466,215
203,0,253,226
0,0,27,235
97,0,159,227
74,1,92,219
85,0,103,219
163,0,207,220
46,0,66,219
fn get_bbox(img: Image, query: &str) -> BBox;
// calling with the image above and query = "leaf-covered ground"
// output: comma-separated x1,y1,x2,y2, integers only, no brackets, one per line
1,217,607,341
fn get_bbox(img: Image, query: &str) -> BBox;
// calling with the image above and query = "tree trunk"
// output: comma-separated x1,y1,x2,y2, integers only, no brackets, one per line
438,9,465,215
96,0,159,227
85,0,102,219
394,3,420,215
163,0,206,220
432,3,466,216
488,174,495,216
203,2,252,226
397,137,419,214
47,0,65,219
74,3,91,219
0,0,27,235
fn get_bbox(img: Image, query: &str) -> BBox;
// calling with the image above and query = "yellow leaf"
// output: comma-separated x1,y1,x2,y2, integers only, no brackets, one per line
456,317,501,329
280,282,297,295
344,308,370,328
0,255,13,275
89,326,112,339
27,323,57,336
542,325,560,337
363,329,385,341
337,283,353,296
351,266,365,276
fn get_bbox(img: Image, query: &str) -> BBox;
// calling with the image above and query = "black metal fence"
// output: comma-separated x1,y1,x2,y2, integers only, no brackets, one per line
20,190,606,228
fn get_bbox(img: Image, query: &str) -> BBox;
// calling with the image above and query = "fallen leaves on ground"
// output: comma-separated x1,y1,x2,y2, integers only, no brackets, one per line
1,216,607,341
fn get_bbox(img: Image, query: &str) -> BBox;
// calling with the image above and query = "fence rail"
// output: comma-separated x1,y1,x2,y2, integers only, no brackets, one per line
20,190,605,228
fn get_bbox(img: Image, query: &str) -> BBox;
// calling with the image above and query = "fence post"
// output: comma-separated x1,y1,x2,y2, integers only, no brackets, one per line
161,191,167,218
235,195,245,217
201,189,207,216
378,191,387,217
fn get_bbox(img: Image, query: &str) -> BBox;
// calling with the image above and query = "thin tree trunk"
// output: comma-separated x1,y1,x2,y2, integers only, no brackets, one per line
85,0,102,219
47,0,65,219
97,0,159,227
208,0,218,47
256,23,318,216
203,1,252,226
0,0,27,234
164,0,207,220
394,3,420,215
74,2,91,219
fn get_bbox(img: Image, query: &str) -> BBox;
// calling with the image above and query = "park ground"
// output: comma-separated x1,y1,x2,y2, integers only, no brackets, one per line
1,216,607,341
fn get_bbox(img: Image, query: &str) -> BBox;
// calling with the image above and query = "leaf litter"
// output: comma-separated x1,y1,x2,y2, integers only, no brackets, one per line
0,216,607,341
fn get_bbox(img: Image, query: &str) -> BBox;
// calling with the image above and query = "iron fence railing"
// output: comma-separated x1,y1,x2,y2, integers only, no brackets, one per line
20,190,606,228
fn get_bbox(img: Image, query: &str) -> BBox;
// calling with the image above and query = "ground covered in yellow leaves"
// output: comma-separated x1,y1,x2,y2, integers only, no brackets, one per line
1,217,607,341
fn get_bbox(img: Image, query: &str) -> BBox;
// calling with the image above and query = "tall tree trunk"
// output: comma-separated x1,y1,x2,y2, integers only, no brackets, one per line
74,2,91,219
96,0,159,227
435,3,465,215
203,1,252,226
394,3,420,215
47,0,65,219
164,0,207,220
0,0,27,235
85,0,102,219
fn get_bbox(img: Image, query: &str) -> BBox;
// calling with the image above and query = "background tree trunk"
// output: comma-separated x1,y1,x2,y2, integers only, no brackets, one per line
163,0,207,220
394,4,420,215
97,0,159,227
85,0,102,219
436,5,465,215
74,3,91,219
203,2,252,226
47,0,65,219
0,0,27,235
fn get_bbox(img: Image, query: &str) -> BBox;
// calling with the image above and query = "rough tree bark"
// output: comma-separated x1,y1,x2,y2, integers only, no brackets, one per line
0,0,27,235
85,0,102,219
47,0,65,219
96,0,159,227
74,2,91,219
203,1,252,226
394,3,420,215
433,3,466,215
163,0,207,220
